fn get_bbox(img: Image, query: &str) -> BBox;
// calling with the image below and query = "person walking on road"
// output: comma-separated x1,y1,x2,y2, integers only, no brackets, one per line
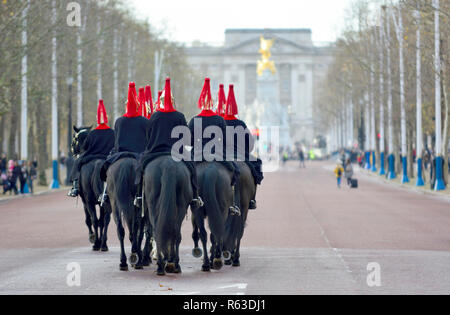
334,163,344,189
344,159,353,186
298,148,305,168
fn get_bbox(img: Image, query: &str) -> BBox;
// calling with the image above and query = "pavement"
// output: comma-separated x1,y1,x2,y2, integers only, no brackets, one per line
0,160,449,295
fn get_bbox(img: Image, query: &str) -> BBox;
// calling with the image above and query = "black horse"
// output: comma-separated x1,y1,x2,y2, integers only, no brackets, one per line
143,156,192,276
106,157,144,271
223,162,256,267
71,126,112,251
191,162,233,271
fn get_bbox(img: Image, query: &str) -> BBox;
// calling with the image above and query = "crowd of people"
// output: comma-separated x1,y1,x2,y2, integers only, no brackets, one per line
0,155,38,195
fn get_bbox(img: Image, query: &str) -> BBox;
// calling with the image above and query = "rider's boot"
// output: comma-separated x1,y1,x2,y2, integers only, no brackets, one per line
67,179,79,197
229,185,241,216
249,200,257,210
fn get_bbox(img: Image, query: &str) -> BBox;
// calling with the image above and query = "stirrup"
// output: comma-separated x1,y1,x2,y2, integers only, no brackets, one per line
190,196,204,208
98,193,109,206
134,196,143,207
229,206,241,216
249,200,257,210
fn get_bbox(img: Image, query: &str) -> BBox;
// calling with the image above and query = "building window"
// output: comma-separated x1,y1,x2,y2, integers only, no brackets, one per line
279,64,292,106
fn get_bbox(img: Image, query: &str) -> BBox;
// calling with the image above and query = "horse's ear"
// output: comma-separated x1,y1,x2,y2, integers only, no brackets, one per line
73,126,79,133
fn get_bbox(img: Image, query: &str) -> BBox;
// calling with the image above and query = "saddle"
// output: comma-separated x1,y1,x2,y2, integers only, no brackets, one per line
100,151,140,182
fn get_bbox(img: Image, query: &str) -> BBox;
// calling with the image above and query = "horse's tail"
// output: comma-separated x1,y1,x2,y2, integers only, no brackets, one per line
93,160,105,198
155,164,178,256
114,159,136,210
202,166,224,239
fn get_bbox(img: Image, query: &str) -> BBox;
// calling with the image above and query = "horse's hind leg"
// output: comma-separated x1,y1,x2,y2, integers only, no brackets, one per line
88,203,101,251
114,212,128,271
191,216,202,258
83,206,95,244
232,238,241,267
142,219,152,266
174,233,182,274
100,206,111,252
198,219,210,272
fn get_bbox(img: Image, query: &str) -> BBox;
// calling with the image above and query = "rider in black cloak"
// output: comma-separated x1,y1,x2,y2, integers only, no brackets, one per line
68,100,115,197
134,78,203,207
188,78,240,214
222,84,263,209
99,82,151,202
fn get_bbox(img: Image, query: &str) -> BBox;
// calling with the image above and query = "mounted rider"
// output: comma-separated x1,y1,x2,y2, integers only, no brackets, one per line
188,78,241,215
68,99,115,197
134,78,203,208
99,82,151,203
223,84,263,209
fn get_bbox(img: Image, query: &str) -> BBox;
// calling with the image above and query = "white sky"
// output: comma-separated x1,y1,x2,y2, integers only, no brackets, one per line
128,0,354,45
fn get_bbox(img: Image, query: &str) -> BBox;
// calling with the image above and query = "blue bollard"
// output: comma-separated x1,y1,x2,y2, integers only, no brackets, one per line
388,154,396,179
416,157,424,186
434,156,446,191
371,151,377,172
365,151,371,170
50,160,60,189
379,152,386,175
401,156,409,183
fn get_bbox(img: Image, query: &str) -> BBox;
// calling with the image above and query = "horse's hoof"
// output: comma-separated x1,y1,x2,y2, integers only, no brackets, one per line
213,258,223,270
120,264,128,271
129,253,138,265
174,265,182,274
165,263,176,273
156,268,165,276
101,246,109,252
223,251,231,261
225,260,232,266
92,246,100,252
201,265,211,272
134,264,143,270
142,259,151,267
89,234,96,244
192,247,203,258
232,261,240,267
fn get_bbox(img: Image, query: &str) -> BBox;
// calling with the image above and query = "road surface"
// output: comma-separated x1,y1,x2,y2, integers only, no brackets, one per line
0,161,449,295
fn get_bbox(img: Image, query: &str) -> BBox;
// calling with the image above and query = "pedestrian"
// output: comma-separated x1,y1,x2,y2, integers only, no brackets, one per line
27,161,37,194
19,160,28,194
298,148,305,168
10,161,21,195
334,162,344,189
344,159,353,186
0,154,7,175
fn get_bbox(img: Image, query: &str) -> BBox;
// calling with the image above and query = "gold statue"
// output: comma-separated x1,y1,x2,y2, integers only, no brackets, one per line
257,36,276,76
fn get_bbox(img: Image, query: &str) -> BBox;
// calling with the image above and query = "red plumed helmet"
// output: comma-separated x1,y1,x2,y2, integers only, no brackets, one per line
155,90,163,111
162,78,175,112
125,82,139,118
138,87,147,118
96,99,110,130
198,78,214,110
145,85,153,118
225,84,238,116
216,84,226,116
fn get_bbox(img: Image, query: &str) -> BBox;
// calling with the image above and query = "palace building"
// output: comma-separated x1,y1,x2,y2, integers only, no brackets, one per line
185,28,334,144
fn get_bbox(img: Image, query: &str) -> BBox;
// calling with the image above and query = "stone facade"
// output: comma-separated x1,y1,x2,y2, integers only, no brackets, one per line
185,28,333,144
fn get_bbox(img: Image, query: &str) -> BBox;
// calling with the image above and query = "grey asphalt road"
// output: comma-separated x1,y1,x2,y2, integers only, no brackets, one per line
0,161,449,295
